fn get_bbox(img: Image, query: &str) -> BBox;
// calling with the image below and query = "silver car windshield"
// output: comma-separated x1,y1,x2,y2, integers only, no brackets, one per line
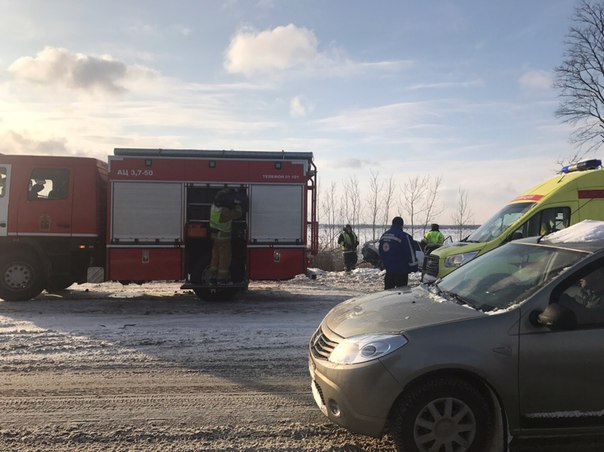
435,242,587,312
465,202,535,243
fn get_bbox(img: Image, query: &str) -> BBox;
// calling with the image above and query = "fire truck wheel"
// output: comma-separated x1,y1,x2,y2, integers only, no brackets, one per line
0,253,45,301
194,287,238,302
46,278,75,293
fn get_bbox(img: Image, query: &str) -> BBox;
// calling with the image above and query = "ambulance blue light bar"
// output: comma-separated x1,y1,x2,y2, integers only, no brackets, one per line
561,159,602,173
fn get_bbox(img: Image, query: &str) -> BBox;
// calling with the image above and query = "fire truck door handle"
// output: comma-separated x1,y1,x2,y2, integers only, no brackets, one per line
57,223,70,228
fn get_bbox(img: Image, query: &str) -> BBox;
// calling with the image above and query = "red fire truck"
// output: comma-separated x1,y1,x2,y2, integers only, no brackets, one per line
0,148,318,301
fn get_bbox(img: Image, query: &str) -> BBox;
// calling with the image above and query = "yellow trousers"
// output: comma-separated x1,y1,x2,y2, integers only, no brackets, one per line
210,235,232,280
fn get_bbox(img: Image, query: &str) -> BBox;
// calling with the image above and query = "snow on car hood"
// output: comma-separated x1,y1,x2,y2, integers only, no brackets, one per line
545,219,604,243
324,285,484,338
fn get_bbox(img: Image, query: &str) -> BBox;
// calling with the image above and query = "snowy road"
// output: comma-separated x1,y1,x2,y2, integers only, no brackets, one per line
0,273,399,451
0,272,602,451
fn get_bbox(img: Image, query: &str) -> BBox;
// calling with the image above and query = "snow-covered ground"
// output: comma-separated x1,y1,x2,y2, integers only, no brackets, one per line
0,268,600,451
0,266,405,379
0,268,406,451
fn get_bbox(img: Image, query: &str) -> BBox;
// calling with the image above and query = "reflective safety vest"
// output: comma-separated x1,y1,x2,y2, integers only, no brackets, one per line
424,230,445,246
339,231,358,251
210,205,232,233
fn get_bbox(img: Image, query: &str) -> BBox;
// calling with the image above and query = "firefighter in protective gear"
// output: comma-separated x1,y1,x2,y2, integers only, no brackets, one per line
209,188,242,284
422,223,445,253
338,224,359,272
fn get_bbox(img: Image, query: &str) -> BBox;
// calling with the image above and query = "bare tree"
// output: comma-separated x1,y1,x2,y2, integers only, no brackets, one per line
367,170,383,240
342,175,361,229
451,187,473,241
401,175,428,238
554,0,604,156
381,176,396,230
319,181,340,251
421,176,444,234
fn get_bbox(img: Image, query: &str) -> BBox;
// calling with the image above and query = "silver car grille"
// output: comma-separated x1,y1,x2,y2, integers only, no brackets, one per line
310,326,341,360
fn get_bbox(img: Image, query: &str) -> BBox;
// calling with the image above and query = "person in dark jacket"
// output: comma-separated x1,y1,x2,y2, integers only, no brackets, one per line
338,224,359,272
379,216,418,289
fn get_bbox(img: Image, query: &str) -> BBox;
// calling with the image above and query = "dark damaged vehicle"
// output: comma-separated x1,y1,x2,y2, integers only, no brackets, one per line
309,220,604,451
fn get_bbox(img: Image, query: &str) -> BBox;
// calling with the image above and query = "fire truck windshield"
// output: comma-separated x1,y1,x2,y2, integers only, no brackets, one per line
465,201,536,243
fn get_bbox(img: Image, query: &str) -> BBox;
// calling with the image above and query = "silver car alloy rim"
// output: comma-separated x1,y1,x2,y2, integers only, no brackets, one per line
4,262,33,289
413,396,477,452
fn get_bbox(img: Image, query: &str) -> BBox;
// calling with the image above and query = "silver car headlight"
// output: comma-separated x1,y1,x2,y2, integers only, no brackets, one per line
328,334,408,365
444,251,479,268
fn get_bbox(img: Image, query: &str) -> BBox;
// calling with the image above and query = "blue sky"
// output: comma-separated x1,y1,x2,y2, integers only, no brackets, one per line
0,0,584,222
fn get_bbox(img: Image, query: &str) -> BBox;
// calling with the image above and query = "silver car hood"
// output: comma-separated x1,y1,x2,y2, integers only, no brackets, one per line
324,285,484,337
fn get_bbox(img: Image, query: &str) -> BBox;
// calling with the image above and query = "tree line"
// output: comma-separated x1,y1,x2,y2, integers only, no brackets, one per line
317,171,474,251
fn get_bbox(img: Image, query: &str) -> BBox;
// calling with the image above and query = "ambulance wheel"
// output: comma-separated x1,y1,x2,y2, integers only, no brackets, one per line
194,287,238,301
0,252,45,301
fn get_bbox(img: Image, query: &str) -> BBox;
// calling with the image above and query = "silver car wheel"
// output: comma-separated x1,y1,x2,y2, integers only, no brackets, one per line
413,396,476,452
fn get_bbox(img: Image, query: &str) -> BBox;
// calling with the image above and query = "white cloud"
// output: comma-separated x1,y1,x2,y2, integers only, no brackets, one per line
173,24,192,36
224,24,410,78
339,158,376,169
408,79,484,90
127,23,157,36
290,95,313,118
255,0,275,8
0,66,284,161
8,47,156,95
224,24,318,76
318,102,440,135
0,130,74,156
519,70,553,91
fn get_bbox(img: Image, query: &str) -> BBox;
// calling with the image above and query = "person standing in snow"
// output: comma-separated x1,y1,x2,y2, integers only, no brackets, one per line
379,216,418,289
338,224,359,272
422,223,445,253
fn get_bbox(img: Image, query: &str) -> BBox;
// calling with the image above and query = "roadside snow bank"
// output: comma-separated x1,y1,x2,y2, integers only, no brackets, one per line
305,267,421,292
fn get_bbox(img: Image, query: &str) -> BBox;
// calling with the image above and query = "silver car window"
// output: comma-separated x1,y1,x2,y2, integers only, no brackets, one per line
556,261,604,328
437,243,587,312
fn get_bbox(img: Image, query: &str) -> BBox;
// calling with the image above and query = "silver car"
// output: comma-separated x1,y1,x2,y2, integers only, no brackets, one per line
309,223,604,451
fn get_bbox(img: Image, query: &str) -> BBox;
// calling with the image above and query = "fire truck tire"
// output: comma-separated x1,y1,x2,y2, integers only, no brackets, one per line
0,252,45,301
194,287,239,302
46,278,75,293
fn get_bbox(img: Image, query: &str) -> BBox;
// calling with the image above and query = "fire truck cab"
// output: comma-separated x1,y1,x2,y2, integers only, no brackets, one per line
0,149,318,301
0,155,108,301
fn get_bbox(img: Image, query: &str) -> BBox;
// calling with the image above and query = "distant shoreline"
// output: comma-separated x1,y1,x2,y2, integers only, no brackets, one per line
320,223,480,230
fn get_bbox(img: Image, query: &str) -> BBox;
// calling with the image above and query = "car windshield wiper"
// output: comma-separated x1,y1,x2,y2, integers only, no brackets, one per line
431,283,444,296
442,291,477,309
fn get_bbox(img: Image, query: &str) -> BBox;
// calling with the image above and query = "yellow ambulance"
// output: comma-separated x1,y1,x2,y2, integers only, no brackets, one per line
423,159,604,280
